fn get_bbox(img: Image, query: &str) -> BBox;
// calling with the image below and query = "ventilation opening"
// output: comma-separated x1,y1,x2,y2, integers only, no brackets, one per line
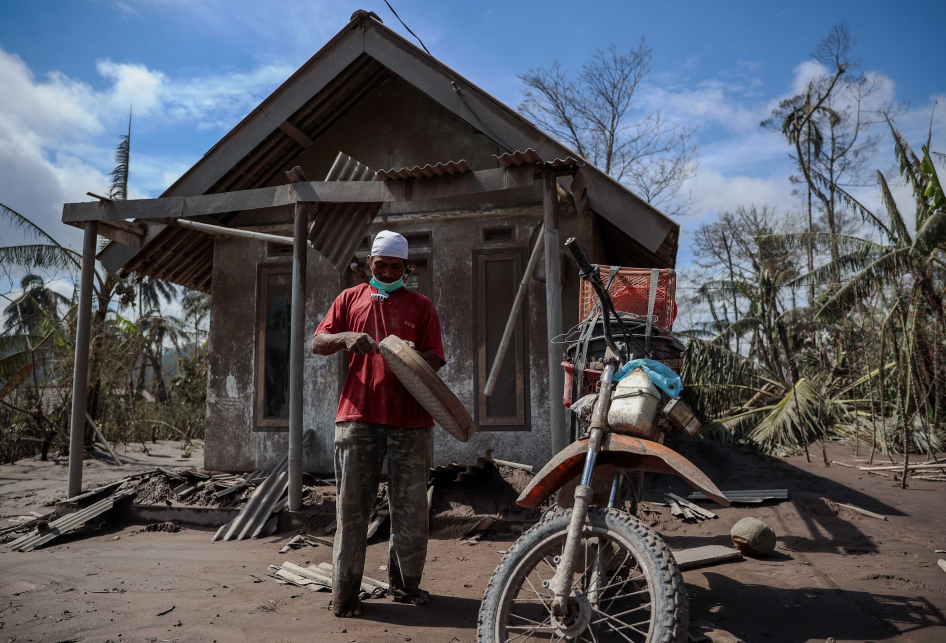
483,227,514,243
267,242,293,257
404,232,432,247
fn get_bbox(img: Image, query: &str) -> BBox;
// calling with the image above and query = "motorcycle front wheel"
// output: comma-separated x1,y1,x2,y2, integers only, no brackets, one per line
477,507,688,643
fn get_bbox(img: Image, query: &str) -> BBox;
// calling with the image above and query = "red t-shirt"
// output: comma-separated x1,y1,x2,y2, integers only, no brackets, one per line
314,283,445,428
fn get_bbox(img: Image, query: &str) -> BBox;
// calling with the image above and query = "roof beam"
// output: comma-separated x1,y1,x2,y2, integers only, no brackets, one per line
62,165,535,224
278,121,315,149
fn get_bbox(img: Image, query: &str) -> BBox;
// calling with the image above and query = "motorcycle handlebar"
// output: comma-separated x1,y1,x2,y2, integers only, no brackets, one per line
564,237,596,279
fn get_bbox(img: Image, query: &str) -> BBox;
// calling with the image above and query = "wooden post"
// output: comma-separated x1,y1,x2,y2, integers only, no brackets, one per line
543,168,567,457
287,201,307,511
68,221,98,497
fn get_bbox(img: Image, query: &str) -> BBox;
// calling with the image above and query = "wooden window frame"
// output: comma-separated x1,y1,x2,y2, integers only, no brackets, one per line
472,248,531,431
254,263,292,432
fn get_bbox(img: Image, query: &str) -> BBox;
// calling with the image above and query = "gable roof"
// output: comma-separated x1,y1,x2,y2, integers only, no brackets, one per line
100,10,678,287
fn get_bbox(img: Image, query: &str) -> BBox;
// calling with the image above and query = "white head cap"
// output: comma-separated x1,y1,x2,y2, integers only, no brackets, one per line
370,230,409,260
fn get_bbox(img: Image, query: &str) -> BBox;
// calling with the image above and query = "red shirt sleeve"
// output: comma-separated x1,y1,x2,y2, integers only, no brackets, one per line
416,299,446,364
314,291,348,336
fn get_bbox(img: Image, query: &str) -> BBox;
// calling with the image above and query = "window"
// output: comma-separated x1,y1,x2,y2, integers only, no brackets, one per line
405,258,431,300
473,250,530,430
255,266,292,430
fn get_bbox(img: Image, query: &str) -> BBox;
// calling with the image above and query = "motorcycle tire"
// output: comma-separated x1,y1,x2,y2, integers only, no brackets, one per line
477,507,688,643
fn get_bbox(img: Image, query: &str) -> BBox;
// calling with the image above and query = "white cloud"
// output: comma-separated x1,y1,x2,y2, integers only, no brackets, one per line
0,44,291,255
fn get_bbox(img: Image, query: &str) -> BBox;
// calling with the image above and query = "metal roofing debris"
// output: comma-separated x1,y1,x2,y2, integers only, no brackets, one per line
307,153,381,272
376,159,472,181
430,448,494,483
494,149,581,169
6,488,136,552
687,489,788,504
213,431,313,542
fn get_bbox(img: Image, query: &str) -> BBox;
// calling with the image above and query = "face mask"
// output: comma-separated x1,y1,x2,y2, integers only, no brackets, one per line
369,276,405,293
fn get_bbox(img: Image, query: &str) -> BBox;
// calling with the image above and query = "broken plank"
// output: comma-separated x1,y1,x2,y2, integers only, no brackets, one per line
492,459,534,473
667,497,686,519
673,545,744,570
859,463,946,472
666,492,717,519
837,503,887,520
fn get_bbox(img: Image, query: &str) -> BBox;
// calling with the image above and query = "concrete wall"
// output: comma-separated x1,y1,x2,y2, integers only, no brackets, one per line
204,202,595,474
203,71,605,473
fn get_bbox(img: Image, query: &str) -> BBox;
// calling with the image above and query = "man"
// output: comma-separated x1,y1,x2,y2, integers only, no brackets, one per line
312,230,444,618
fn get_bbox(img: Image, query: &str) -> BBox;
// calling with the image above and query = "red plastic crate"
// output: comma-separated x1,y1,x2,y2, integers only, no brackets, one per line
579,266,676,331
562,362,602,408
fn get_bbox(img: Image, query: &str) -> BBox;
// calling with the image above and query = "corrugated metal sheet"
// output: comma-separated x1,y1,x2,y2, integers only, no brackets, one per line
122,56,392,292
494,149,581,168
687,489,788,504
6,488,136,552
307,153,381,272
376,159,471,181
213,431,312,542
212,56,391,194
430,449,493,483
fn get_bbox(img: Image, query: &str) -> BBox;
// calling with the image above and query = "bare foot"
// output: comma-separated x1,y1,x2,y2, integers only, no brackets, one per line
392,588,430,606
335,598,363,618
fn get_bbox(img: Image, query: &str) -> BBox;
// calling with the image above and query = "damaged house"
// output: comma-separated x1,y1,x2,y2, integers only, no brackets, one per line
74,10,679,474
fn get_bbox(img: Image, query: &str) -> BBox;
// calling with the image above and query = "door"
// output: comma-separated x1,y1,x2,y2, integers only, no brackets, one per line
473,250,530,430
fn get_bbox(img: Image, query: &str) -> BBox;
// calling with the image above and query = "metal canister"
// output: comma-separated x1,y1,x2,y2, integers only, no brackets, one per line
663,396,702,437
607,368,662,440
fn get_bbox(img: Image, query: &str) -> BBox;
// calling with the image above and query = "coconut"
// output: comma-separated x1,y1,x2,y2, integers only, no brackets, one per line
730,516,776,556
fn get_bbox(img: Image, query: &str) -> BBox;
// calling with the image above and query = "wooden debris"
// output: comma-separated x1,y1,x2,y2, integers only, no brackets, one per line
837,503,887,520
830,461,855,468
86,412,122,465
667,497,686,519
858,463,946,472
938,559,946,575
492,459,534,473
673,545,743,570
156,605,175,616
666,493,717,519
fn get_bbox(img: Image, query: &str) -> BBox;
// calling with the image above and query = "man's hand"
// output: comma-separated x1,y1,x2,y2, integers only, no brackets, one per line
342,332,379,355
420,352,444,372
312,332,379,356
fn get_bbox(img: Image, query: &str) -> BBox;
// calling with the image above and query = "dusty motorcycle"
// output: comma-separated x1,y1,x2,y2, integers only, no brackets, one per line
477,238,729,643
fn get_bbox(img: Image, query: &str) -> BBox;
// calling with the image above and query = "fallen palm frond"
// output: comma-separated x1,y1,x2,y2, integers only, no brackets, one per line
746,378,829,456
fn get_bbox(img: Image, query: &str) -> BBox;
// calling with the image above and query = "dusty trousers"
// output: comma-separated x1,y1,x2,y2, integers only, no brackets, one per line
332,421,431,613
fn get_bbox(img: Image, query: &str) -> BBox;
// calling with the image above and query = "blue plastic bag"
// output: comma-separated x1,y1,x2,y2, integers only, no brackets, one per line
612,358,683,398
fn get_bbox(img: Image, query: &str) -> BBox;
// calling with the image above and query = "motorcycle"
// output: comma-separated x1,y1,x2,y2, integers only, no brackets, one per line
477,238,729,643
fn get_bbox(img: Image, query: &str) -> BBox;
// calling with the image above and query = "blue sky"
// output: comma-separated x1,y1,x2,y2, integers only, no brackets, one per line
1,0,944,273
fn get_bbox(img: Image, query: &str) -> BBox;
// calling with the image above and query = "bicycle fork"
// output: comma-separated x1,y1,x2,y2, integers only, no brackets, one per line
549,363,615,615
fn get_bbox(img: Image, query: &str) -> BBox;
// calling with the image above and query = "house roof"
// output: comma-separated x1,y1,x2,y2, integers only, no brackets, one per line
99,10,679,291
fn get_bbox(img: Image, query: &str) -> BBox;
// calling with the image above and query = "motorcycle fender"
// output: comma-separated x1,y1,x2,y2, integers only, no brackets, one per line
516,433,730,509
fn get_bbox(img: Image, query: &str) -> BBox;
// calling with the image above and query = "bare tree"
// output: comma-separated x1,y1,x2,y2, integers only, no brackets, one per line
519,41,698,216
